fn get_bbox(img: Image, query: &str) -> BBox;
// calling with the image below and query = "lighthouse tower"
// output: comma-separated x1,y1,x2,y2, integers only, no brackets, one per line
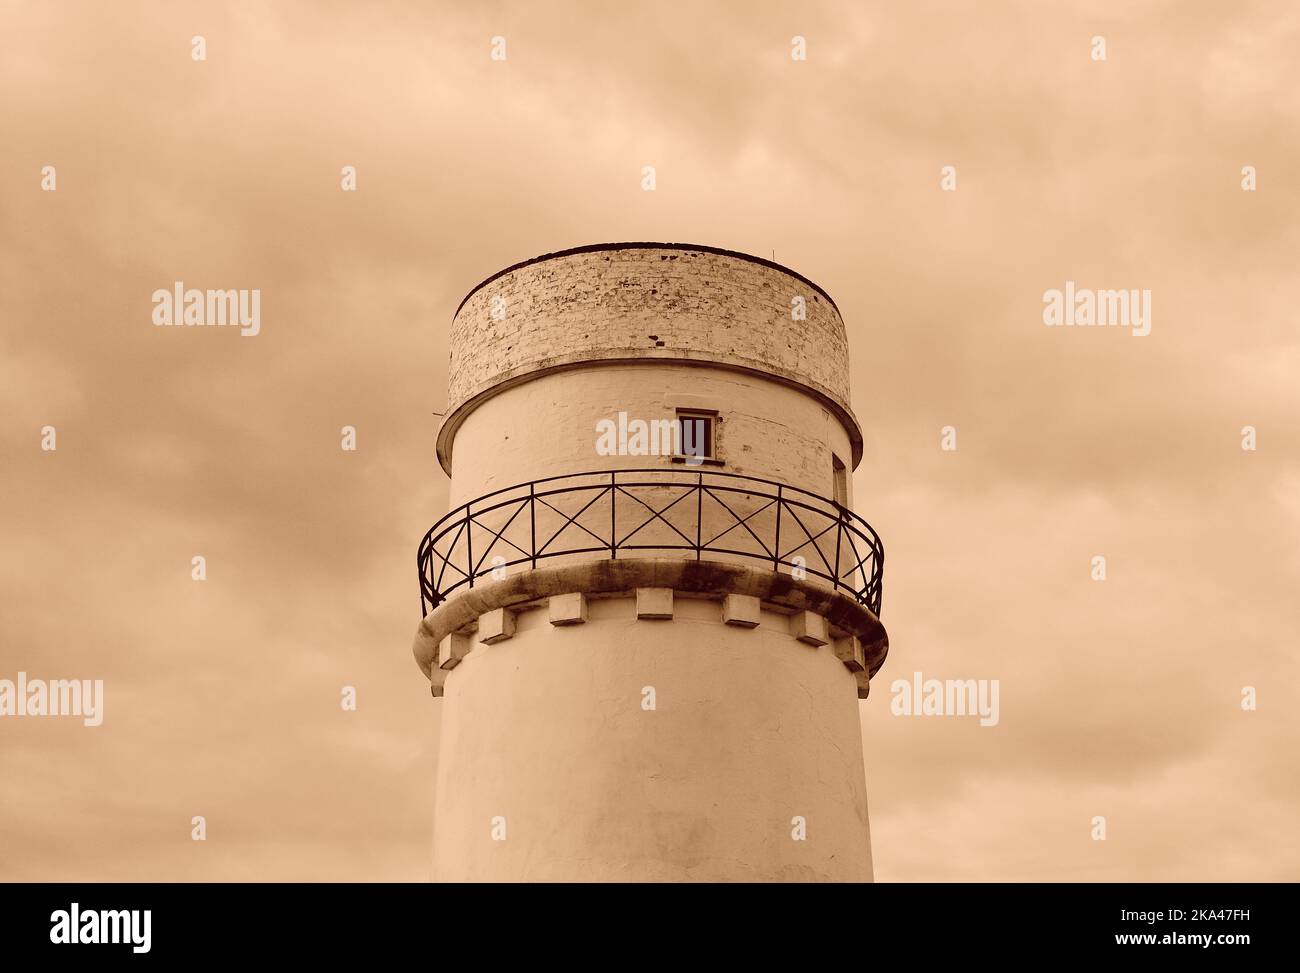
412,244,888,882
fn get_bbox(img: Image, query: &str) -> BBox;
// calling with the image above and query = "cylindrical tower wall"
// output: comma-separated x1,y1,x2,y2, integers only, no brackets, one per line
447,364,856,507
432,596,872,881
418,244,887,883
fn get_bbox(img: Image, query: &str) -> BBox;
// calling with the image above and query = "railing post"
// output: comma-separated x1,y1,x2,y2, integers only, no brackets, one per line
695,471,703,559
874,542,884,614
529,482,537,570
609,471,617,559
419,547,427,617
465,500,474,589
773,484,782,571
833,506,844,595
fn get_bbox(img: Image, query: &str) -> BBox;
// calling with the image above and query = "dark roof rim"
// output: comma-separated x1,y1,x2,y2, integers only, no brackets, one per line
453,242,841,318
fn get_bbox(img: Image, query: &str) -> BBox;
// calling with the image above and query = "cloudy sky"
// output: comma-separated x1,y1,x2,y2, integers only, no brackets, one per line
2,0,1297,881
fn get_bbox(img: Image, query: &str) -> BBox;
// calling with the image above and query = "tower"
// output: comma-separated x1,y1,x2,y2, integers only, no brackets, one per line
412,243,888,882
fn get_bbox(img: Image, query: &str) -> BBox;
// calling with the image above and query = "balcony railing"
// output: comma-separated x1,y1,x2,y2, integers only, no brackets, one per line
417,468,884,618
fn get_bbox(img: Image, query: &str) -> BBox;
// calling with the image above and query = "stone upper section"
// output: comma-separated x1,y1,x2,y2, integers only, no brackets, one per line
444,243,858,438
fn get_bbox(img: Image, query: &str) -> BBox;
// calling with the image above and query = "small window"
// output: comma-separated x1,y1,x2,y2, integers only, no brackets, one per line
675,409,716,465
832,453,848,506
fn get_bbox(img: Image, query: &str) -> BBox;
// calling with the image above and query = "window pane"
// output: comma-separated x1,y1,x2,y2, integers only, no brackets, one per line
678,414,712,460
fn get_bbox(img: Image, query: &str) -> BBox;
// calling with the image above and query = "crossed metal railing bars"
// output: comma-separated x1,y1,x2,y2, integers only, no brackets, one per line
417,468,884,618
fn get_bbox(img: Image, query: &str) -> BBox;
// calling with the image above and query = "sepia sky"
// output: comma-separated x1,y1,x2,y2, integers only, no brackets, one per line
2,0,1297,881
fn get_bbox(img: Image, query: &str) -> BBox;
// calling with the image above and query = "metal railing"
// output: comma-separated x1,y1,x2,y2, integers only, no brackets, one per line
417,468,884,617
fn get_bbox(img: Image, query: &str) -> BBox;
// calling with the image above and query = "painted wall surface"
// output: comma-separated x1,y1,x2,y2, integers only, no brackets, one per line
432,594,873,882
446,363,856,507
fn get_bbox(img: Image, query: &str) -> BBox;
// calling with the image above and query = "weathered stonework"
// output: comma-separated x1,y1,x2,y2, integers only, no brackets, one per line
635,586,674,620
478,608,516,644
789,610,830,647
722,593,761,627
412,558,889,683
548,592,588,625
438,244,863,475
437,632,472,671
